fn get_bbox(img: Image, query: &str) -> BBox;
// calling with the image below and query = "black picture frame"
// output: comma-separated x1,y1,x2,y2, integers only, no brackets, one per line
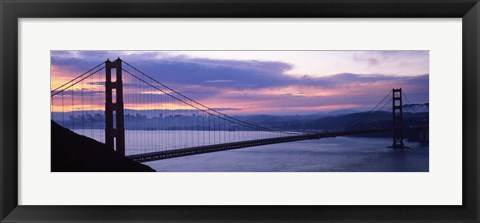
1,0,479,222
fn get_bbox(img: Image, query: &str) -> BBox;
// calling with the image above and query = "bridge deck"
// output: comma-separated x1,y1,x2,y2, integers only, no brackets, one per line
127,133,318,162
126,127,427,162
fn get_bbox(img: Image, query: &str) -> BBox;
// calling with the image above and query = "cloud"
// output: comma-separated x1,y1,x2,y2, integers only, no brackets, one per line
204,80,234,83
51,51,429,115
349,51,429,75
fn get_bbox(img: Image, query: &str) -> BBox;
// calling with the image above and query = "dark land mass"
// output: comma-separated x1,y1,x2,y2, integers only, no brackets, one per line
52,111,428,133
51,121,155,172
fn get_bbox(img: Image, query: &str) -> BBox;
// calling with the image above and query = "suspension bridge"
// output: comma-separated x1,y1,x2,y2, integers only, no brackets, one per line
50,58,428,163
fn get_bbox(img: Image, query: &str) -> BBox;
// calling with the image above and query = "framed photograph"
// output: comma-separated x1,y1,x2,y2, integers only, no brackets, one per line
1,0,479,222
49,49,430,173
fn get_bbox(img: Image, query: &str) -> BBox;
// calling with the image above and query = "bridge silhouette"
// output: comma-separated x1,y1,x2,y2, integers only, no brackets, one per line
51,58,428,163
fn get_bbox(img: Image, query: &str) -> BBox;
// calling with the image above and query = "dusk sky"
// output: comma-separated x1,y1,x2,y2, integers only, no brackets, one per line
51,50,429,115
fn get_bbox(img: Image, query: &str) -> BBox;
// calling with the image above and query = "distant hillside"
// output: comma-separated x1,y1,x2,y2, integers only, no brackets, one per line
51,105,428,132
403,103,429,113
235,111,428,132
305,111,428,131
51,121,155,172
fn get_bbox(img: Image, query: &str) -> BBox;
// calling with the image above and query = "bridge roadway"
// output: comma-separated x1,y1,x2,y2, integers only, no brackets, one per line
127,126,427,162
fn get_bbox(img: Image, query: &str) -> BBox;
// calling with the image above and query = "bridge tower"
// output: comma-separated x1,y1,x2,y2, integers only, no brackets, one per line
391,88,404,149
105,58,126,156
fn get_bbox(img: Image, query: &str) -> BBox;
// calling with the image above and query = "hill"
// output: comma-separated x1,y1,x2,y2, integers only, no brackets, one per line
51,121,155,172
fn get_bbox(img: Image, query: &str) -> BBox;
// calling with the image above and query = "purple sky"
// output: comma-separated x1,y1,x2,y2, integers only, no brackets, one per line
51,51,429,115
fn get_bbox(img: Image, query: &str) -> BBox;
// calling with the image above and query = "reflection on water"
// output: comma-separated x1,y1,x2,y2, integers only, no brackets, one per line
73,130,285,155
145,137,429,172
72,130,428,172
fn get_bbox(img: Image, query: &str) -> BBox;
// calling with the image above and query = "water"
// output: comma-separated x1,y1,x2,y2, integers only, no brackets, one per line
73,129,293,155
73,130,429,172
